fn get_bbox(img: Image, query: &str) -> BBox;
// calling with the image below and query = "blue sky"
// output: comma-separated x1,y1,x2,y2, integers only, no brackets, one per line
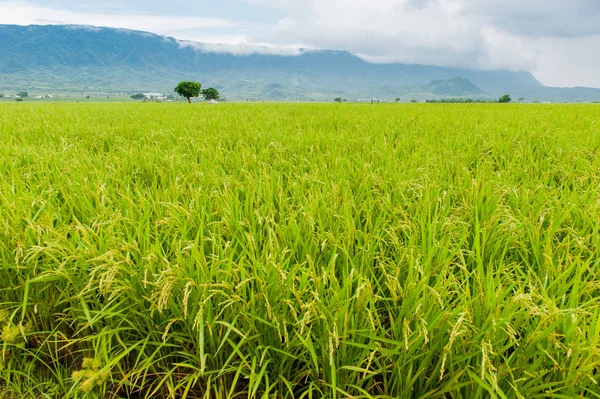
19,0,284,21
2,0,600,88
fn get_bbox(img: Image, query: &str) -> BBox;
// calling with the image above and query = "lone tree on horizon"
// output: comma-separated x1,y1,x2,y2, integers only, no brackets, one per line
499,94,512,103
202,88,220,101
175,81,202,103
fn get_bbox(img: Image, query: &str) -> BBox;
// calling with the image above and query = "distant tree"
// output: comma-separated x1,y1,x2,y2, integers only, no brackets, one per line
342,99,348,103
130,93,146,100
17,91,28,98
410,99,418,103
334,97,342,103
175,81,202,104
499,94,512,103
518,97,525,103
202,88,220,101
395,98,400,103
86,95,91,99
15,98,23,102
0,94,4,98
532,99,540,103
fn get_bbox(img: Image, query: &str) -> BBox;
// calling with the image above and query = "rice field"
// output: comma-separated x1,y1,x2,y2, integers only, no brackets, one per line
1,102,600,398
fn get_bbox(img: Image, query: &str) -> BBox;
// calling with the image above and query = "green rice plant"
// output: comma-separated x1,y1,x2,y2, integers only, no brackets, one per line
0,102,599,398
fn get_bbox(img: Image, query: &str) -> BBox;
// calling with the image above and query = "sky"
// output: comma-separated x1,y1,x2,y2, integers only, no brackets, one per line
1,0,600,88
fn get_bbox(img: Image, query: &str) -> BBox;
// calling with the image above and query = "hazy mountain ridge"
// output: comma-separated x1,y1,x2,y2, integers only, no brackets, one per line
1,24,599,101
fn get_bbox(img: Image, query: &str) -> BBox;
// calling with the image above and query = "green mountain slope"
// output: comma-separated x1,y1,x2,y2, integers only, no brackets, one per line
0,24,598,101
418,78,487,96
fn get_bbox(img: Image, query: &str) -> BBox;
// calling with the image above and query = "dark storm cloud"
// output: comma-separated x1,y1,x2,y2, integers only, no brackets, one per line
463,0,600,37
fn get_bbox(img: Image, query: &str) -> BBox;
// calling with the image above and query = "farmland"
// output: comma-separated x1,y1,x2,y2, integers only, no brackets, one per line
1,102,600,398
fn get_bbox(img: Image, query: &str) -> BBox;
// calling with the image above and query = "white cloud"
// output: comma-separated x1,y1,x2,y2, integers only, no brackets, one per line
476,27,537,71
243,0,600,86
178,40,307,56
0,2,236,34
530,35,600,87
243,0,536,71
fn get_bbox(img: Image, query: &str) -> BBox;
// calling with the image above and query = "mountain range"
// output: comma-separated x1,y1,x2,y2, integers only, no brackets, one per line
1,24,599,101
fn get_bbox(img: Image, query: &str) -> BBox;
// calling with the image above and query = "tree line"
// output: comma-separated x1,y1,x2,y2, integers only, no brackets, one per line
129,82,220,103
426,94,513,103
333,94,515,104
0,91,28,101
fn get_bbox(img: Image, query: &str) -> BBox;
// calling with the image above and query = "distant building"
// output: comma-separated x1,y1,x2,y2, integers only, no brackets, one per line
207,99,218,104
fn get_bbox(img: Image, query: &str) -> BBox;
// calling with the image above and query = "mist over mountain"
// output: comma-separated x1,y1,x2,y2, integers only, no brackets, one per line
1,24,599,101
